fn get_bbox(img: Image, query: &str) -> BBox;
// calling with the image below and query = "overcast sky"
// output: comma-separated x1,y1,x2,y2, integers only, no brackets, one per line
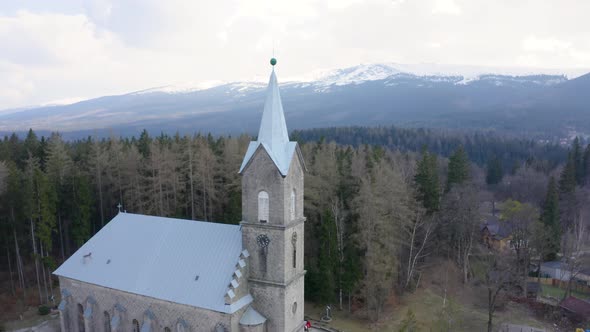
1,0,589,110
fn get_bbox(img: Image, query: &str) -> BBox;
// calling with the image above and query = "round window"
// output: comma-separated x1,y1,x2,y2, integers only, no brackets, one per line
292,301,297,314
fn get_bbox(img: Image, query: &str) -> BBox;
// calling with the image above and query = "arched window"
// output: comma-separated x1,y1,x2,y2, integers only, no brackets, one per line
104,311,111,332
292,232,297,269
290,189,296,220
258,191,269,223
176,321,186,332
132,319,140,332
164,327,171,332
77,304,85,332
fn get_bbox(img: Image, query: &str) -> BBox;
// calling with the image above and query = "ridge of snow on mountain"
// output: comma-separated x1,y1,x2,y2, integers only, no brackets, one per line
122,63,581,97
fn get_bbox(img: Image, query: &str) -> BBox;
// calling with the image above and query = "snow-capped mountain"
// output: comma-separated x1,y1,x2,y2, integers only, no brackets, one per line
0,63,589,139
122,63,581,96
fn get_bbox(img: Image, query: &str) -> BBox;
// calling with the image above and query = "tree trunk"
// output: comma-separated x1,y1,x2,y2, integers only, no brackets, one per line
14,229,26,294
522,255,528,298
406,219,417,288
487,288,493,332
30,218,43,304
188,141,195,220
40,243,49,303
6,240,16,296
58,214,65,261
46,249,54,302
348,292,351,313
96,162,105,227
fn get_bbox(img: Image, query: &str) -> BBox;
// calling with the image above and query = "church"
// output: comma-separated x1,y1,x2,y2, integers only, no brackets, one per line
53,59,306,332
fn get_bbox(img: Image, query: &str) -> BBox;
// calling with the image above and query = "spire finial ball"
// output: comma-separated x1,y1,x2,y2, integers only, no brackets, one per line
270,58,277,66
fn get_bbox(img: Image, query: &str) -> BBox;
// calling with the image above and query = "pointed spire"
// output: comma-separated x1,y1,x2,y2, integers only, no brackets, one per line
257,69,290,154
239,58,301,176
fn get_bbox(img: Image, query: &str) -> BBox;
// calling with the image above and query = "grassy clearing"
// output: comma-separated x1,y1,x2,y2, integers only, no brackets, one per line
305,287,552,331
305,260,554,331
541,284,590,301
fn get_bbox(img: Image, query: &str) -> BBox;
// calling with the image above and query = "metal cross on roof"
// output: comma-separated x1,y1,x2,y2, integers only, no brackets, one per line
117,203,122,213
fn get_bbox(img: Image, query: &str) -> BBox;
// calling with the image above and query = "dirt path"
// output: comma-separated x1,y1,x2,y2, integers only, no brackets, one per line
7,317,60,332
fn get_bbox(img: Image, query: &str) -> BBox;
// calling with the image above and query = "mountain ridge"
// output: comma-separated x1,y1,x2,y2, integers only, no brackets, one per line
0,63,588,140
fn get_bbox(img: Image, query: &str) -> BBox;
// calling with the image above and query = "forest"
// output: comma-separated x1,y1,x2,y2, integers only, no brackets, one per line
0,126,589,331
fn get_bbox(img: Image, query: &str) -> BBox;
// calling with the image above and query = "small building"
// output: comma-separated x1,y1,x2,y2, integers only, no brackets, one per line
560,296,590,323
481,215,513,251
540,261,590,286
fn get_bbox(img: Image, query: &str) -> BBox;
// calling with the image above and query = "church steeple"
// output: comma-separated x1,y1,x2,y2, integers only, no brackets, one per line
239,58,301,176
257,68,289,155
239,58,306,332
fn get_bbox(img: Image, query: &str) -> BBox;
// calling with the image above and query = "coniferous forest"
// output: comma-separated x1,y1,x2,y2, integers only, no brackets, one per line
1,127,589,330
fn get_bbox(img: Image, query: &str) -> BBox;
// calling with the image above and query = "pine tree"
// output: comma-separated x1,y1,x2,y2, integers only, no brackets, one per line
316,209,338,304
559,153,576,194
582,144,590,185
137,129,152,158
414,149,440,213
341,244,362,312
486,155,503,185
572,137,583,185
446,146,470,192
540,177,560,260
69,173,93,247
23,129,39,158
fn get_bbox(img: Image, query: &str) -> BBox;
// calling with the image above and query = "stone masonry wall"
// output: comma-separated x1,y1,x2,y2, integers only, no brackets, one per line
58,277,247,332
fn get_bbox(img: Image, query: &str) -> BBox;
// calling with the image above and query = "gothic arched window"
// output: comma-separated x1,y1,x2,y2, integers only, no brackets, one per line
132,319,140,332
103,311,111,332
292,232,297,269
290,189,296,220
258,191,269,223
164,327,171,332
77,304,85,332
176,321,187,332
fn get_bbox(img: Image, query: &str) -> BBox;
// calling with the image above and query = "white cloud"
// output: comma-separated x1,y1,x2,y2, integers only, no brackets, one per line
432,0,462,15
0,0,589,110
523,36,572,52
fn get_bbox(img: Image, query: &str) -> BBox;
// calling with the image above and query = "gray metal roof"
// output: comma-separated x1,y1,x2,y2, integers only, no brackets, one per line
54,213,250,314
541,261,565,269
240,69,299,176
239,306,267,326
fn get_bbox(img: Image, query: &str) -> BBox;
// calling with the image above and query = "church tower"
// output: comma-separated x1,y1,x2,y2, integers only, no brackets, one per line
239,58,306,332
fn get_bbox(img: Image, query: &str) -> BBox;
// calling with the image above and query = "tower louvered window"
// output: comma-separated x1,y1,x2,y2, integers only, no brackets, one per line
290,189,296,220
258,191,269,223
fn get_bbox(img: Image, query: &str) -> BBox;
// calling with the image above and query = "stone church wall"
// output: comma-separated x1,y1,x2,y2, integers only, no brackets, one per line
59,277,246,332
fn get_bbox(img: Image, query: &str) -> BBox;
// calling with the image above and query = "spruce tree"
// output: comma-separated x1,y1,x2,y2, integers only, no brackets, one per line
541,177,560,261
572,137,583,185
486,155,503,185
70,174,93,247
583,144,590,185
559,153,576,194
414,149,440,213
23,129,39,157
137,129,152,158
316,209,338,304
446,146,470,192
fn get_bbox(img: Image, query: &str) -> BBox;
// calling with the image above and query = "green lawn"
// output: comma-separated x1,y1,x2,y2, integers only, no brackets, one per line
541,284,590,300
